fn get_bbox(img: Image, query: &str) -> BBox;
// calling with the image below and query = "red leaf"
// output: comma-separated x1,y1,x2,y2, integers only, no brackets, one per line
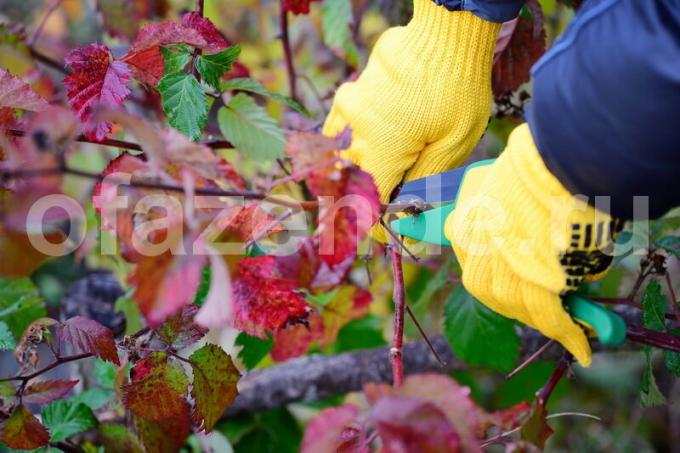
58,316,120,365
135,410,191,453
22,379,79,405
232,256,310,338
285,129,351,175
181,12,228,53
0,68,48,112
210,204,284,245
129,245,207,326
270,314,323,361
396,374,488,449
283,0,321,15
64,43,132,141
492,16,546,95
128,21,207,54
0,404,50,450
156,304,208,349
370,396,461,453
312,167,381,283
122,352,189,421
301,404,363,453
189,344,240,432
121,47,164,87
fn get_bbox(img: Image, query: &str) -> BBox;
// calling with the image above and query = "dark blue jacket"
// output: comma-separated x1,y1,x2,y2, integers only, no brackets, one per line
434,0,680,219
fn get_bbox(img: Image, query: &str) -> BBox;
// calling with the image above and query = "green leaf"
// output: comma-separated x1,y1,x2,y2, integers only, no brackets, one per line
94,359,116,389
664,329,680,376
161,45,192,75
99,423,144,453
520,403,554,449
114,295,143,336
0,277,46,339
656,236,680,259
236,332,273,370
232,408,301,453
0,320,16,350
189,344,241,432
221,77,309,115
195,45,241,90
335,315,386,353
321,0,359,67
193,264,211,306
158,72,208,141
68,388,115,410
640,348,666,407
217,93,286,160
414,261,452,309
443,285,520,372
642,280,667,332
41,400,98,442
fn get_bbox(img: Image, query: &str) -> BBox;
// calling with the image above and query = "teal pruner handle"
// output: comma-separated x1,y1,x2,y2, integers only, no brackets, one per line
565,295,626,347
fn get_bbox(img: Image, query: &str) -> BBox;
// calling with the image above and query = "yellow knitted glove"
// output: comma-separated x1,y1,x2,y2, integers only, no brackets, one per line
445,124,623,367
323,0,500,204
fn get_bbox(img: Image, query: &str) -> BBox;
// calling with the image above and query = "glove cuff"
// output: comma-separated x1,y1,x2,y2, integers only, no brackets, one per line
407,0,500,63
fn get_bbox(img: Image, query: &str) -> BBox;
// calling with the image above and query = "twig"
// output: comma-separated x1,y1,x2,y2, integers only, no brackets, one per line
245,209,294,248
0,353,93,383
28,47,68,74
537,352,571,407
266,157,340,190
5,128,234,152
30,0,63,46
507,340,555,380
405,305,445,366
665,272,680,327
628,259,652,300
0,165,319,212
592,297,677,322
167,350,193,365
196,0,204,17
388,243,406,387
627,325,680,352
279,0,298,102
379,218,419,262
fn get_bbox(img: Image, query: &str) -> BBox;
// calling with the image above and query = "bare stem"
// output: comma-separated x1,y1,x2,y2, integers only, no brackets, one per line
389,243,406,387
279,0,298,102
405,305,446,366
245,209,294,248
266,157,340,190
537,352,571,407
30,0,64,46
28,47,68,74
507,340,555,380
379,218,419,262
0,165,320,212
0,353,93,383
627,325,680,352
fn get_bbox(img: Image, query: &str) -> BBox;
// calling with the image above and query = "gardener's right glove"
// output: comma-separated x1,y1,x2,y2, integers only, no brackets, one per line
445,124,623,367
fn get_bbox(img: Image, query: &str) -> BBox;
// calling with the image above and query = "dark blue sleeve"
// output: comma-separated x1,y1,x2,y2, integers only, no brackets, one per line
527,0,680,220
432,0,524,23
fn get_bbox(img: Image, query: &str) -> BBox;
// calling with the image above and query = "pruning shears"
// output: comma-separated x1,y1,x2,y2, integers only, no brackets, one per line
390,159,626,347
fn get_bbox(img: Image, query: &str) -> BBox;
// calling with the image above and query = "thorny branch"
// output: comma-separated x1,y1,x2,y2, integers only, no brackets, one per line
0,161,320,212
388,243,406,387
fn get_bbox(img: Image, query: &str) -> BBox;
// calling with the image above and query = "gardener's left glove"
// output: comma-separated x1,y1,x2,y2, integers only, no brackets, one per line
323,0,500,204
445,124,623,367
